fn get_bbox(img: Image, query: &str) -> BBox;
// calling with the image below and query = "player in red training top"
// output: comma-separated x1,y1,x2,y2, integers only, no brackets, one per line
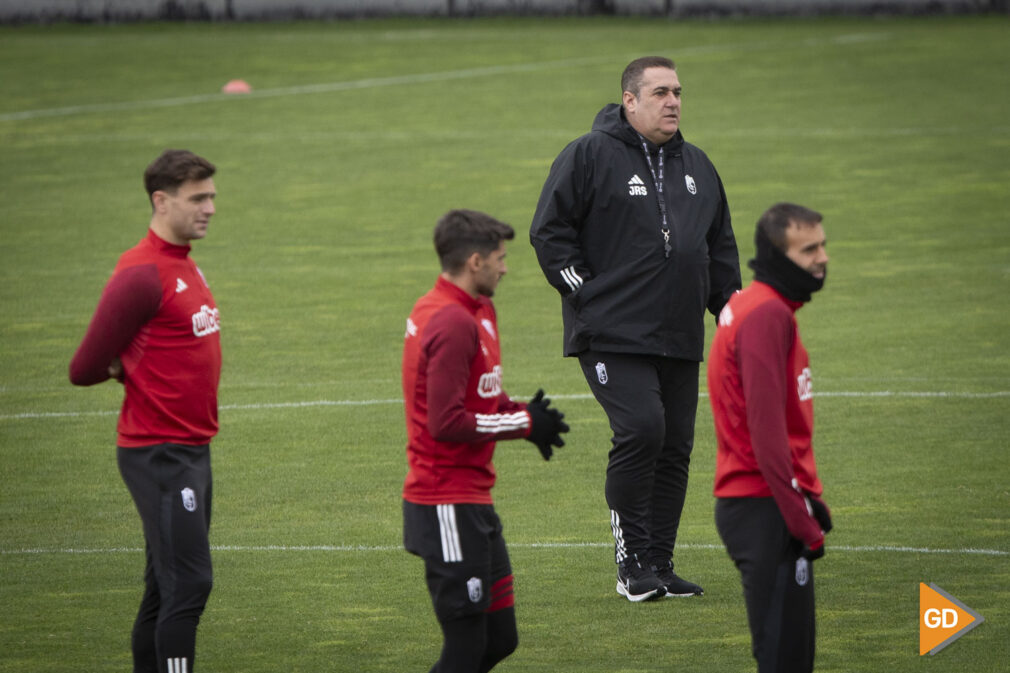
70,149,220,673
402,209,569,673
707,203,833,673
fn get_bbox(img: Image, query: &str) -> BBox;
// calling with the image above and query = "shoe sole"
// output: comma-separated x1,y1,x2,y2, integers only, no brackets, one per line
616,581,666,602
661,589,704,597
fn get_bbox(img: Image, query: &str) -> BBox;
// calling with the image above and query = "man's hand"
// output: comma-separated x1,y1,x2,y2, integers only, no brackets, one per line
525,389,570,460
108,357,124,383
799,536,825,561
807,496,833,534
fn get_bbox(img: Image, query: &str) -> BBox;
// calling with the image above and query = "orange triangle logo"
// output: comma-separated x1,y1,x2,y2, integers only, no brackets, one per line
919,583,984,655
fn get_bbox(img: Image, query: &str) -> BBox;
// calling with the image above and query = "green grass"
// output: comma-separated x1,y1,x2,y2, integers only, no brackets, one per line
2,14,1009,673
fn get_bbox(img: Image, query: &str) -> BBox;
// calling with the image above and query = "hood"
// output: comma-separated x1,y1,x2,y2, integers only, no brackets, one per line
591,103,685,153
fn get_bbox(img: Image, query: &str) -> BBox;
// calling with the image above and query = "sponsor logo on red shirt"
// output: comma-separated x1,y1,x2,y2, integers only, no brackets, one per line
797,366,813,402
192,305,220,337
477,364,502,399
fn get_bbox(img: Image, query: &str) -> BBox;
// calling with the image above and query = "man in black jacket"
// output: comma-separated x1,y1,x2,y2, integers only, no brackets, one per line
530,56,741,602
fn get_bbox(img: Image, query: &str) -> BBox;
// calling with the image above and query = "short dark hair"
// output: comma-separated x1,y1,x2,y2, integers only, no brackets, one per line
433,209,515,272
621,56,676,98
144,149,216,205
756,202,823,252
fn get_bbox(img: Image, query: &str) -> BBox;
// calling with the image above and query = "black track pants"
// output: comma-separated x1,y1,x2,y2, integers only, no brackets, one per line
716,497,815,673
429,608,518,673
118,443,213,673
579,351,699,564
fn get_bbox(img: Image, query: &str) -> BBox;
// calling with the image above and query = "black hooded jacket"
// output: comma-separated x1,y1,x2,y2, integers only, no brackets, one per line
530,103,741,360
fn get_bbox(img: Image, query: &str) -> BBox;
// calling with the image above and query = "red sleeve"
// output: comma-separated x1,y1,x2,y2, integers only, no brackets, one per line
424,306,530,443
69,264,161,386
495,393,527,415
737,302,824,549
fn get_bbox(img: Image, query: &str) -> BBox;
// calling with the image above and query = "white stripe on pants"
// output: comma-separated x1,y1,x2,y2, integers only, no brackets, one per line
437,504,463,563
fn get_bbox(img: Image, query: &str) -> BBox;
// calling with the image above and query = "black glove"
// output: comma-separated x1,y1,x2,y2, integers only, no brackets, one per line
801,541,825,562
525,389,569,461
808,496,833,534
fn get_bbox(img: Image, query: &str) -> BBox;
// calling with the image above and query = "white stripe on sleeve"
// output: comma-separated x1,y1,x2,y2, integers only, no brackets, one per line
560,266,583,292
474,411,531,434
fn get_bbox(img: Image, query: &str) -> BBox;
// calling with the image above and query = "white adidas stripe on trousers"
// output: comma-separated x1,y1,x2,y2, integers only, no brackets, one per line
437,504,463,563
167,657,188,673
610,510,628,563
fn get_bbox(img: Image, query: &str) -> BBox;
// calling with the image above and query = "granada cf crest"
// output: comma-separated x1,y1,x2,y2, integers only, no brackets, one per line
684,174,697,195
795,558,809,587
467,577,483,603
595,361,608,385
180,487,197,513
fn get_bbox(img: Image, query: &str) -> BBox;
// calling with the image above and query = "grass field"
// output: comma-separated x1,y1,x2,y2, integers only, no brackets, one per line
1,13,1009,673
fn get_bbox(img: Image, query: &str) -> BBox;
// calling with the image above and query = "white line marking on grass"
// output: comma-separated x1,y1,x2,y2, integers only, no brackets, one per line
814,391,1010,399
3,410,121,420
3,542,1006,557
518,542,1010,557
3,390,1007,421
0,56,616,122
222,398,404,410
0,34,888,123
2,398,401,420
837,544,1010,556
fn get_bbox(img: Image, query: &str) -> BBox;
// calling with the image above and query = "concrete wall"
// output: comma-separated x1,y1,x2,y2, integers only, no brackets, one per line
0,0,998,22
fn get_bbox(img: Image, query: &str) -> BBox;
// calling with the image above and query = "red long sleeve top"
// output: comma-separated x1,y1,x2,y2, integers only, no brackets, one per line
402,277,531,505
69,230,221,447
707,281,825,549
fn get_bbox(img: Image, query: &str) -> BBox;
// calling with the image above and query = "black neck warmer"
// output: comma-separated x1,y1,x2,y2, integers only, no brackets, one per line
747,227,825,303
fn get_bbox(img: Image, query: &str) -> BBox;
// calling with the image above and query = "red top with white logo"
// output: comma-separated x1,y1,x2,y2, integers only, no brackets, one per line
707,281,824,548
402,276,531,505
70,230,221,448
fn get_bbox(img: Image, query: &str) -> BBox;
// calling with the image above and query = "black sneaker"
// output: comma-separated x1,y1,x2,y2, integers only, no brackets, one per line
651,560,704,597
616,555,667,602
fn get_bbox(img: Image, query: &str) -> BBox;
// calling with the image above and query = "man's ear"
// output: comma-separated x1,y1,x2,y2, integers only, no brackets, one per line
151,190,168,213
465,250,484,272
623,90,637,114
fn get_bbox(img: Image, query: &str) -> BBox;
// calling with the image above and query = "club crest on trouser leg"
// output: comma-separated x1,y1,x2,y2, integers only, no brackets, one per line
467,577,483,603
180,487,197,513
595,361,608,385
795,558,809,586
